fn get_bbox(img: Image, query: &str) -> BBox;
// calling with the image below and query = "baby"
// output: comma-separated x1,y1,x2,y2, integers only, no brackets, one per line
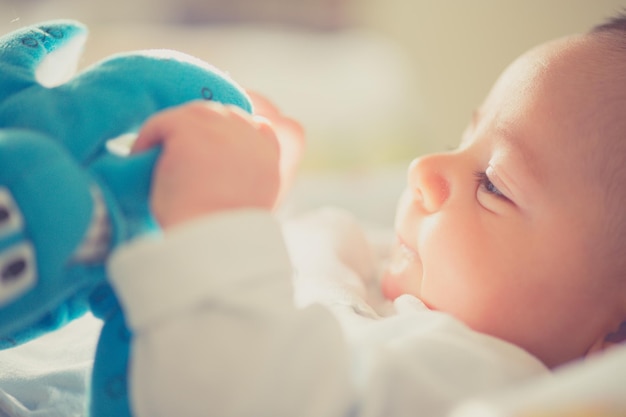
108,13,626,417
381,16,626,368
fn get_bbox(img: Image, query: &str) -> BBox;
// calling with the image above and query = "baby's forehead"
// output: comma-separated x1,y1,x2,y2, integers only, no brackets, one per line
573,35,626,143
538,35,624,87
532,35,626,135
557,35,626,197
482,34,626,190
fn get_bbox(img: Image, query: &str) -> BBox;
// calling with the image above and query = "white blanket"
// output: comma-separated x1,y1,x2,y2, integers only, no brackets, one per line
0,314,101,417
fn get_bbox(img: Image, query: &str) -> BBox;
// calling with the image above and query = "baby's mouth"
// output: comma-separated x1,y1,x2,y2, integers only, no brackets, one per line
381,237,423,300
388,238,419,274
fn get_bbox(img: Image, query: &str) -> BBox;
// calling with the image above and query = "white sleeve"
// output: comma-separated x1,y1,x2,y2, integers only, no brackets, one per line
107,209,548,417
107,210,356,417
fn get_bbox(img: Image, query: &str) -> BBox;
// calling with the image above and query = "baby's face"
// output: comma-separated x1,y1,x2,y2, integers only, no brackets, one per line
384,34,626,367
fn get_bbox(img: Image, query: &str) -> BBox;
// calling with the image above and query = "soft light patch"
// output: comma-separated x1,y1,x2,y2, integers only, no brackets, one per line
35,32,87,88
106,133,137,156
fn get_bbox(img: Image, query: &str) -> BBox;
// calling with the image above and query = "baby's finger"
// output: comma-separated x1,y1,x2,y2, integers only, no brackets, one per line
132,102,226,153
247,91,303,138
252,115,281,156
132,108,180,153
246,90,281,117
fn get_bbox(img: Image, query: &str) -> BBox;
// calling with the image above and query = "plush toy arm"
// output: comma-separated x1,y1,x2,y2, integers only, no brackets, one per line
91,147,162,240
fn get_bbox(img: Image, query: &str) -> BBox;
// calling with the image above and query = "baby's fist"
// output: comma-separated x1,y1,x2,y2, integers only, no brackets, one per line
133,101,280,229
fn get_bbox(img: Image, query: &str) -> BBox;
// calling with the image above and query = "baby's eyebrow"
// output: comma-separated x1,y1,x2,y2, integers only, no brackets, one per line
496,126,542,183
472,107,542,184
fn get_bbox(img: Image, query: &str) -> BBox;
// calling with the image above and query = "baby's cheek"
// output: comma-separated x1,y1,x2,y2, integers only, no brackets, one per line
418,221,483,306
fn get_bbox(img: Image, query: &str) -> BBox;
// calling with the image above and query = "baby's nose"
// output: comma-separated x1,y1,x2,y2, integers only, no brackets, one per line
407,154,451,213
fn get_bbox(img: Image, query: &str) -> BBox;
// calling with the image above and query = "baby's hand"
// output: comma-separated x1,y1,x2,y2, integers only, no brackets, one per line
132,101,280,229
247,91,305,206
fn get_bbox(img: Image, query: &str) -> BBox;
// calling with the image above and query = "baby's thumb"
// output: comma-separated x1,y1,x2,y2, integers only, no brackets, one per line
132,113,174,153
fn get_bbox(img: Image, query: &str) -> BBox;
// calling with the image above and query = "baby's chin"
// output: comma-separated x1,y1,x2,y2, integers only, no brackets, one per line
381,242,423,300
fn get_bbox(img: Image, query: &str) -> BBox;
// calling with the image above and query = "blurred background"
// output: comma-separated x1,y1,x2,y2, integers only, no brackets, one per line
0,0,624,223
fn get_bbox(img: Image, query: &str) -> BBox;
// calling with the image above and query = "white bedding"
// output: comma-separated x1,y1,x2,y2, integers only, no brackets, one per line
1,236,625,417
0,314,101,417
451,345,626,417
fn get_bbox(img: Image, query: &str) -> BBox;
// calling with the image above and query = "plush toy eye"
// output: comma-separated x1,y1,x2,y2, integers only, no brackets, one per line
201,87,213,100
0,243,37,306
0,187,24,239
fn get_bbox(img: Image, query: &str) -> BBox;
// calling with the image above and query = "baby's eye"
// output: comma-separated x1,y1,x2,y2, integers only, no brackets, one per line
474,171,507,200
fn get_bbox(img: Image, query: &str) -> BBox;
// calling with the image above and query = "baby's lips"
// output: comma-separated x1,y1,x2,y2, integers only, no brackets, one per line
388,237,419,275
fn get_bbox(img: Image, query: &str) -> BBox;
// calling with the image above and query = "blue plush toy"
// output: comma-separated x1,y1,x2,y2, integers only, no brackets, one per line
0,20,252,417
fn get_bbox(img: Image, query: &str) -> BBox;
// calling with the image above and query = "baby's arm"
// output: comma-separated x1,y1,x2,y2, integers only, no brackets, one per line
110,100,354,417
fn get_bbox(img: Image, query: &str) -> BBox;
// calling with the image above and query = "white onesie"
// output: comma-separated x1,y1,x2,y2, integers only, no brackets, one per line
108,208,548,417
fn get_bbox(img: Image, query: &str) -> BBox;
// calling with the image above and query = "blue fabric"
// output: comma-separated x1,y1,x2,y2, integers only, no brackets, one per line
0,20,252,417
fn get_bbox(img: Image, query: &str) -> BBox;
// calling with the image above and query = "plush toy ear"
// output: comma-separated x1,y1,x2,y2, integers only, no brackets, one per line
35,24,86,88
0,20,87,95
